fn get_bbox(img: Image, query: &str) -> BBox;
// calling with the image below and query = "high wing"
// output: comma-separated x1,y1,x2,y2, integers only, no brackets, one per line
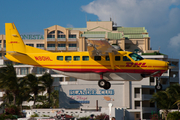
87,39,120,70
87,39,119,57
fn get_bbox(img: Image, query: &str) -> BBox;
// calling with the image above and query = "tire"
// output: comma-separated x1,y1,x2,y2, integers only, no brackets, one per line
155,84,162,90
98,79,106,88
104,81,111,90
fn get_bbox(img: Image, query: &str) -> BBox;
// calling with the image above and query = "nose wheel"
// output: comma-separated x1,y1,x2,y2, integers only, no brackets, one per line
98,79,111,90
155,77,162,90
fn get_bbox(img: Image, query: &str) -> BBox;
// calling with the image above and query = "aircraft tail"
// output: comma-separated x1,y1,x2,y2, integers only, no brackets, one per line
5,23,26,54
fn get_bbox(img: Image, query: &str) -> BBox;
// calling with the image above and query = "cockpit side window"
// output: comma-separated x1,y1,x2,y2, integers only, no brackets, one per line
123,56,131,61
129,53,144,61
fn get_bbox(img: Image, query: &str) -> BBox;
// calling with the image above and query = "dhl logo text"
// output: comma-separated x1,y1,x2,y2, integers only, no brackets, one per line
34,56,53,61
126,62,147,67
10,41,18,43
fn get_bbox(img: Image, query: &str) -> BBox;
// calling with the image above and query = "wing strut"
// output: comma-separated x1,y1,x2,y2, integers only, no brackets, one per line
109,52,115,70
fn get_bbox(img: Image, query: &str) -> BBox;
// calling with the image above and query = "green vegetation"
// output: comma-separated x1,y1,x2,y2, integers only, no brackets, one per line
142,52,166,55
0,64,59,119
151,84,180,120
167,111,180,120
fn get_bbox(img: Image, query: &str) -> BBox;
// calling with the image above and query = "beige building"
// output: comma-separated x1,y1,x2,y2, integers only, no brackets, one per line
0,21,150,57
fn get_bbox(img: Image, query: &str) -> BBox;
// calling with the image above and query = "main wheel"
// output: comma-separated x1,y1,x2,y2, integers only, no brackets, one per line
104,81,111,90
98,79,106,88
155,84,162,90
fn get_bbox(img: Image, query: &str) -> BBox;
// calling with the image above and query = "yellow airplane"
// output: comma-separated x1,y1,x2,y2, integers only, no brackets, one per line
5,23,171,90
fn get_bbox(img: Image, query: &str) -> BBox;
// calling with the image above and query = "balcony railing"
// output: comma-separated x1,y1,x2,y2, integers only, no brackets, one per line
47,47,55,50
150,82,155,86
68,47,77,51
57,47,66,50
142,107,156,112
170,77,179,82
142,94,152,100
57,38,66,41
47,38,55,41
135,106,140,109
68,38,77,41
134,93,140,98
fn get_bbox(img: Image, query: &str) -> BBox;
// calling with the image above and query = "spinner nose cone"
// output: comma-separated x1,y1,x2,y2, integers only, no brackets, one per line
168,63,176,69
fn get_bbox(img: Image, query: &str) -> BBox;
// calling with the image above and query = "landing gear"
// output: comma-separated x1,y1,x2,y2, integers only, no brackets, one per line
155,77,162,90
98,73,111,90
98,79,111,90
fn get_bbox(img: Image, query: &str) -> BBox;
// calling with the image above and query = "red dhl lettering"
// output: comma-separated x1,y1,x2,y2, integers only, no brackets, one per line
126,62,147,67
10,41,18,43
34,56,53,61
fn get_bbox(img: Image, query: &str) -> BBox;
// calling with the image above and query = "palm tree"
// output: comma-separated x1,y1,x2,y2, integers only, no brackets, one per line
151,90,173,120
16,78,31,111
24,74,45,108
166,84,180,112
39,73,53,105
50,90,59,108
0,64,19,105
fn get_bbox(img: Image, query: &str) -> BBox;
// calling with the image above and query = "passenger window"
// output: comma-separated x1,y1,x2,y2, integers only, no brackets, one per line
115,56,120,61
57,56,63,61
74,56,80,61
106,56,110,61
123,56,131,61
94,56,101,61
65,56,72,61
83,56,89,61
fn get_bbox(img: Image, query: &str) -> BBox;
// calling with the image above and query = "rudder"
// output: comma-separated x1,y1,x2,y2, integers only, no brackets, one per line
5,23,26,54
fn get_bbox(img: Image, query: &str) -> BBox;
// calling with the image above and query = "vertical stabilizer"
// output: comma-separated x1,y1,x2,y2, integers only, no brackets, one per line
5,23,26,54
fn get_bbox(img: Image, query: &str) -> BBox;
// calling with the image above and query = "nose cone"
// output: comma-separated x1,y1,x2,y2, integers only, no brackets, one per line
168,63,176,69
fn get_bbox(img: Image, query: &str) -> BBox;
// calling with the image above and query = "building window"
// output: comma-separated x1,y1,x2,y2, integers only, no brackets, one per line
26,44,34,47
58,31,63,34
57,56,63,61
47,35,55,38
150,102,155,107
94,56,101,61
37,44,44,48
136,114,140,118
49,31,55,34
83,56,89,61
115,56,120,61
150,89,154,95
69,44,76,47
123,56,131,61
65,56,71,61
20,68,29,75
53,77,63,83
66,77,77,81
69,35,76,38
74,56,80,61
37,67,46,74
58,44,66,47
47,44,55,47
58,35,66,38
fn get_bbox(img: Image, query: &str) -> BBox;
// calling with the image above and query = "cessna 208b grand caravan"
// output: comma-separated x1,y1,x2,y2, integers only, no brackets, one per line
5,23,172,90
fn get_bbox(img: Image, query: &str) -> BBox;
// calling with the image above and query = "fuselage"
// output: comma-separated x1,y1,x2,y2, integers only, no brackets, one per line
6,50,168,78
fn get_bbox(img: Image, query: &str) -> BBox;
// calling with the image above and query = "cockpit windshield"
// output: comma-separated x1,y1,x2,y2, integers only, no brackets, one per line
129,53,144,61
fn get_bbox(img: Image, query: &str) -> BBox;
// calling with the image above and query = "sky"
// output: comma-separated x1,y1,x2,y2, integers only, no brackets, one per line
0,0,180,60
